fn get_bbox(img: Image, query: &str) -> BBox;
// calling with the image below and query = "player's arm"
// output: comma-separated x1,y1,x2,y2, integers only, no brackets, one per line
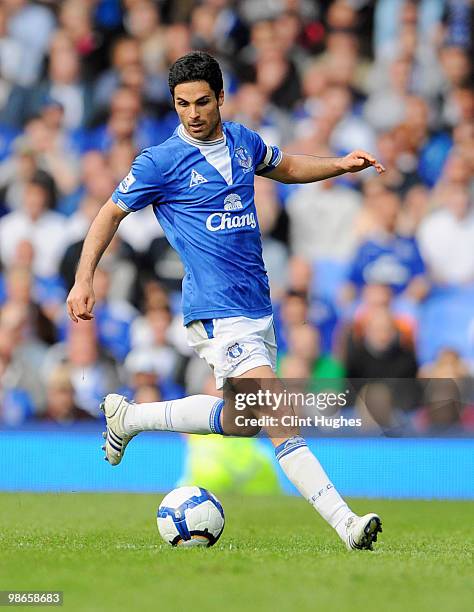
264,150,385,184
67,198,129,322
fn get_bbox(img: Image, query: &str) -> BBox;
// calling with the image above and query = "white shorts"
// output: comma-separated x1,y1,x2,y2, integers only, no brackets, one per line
186,315,277,389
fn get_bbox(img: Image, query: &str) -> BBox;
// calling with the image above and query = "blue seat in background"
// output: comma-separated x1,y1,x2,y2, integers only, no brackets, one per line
417,285,474,364
0,125,20,162
311,258,349,305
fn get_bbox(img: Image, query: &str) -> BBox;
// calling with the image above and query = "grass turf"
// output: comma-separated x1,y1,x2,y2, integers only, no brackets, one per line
0,494,473,612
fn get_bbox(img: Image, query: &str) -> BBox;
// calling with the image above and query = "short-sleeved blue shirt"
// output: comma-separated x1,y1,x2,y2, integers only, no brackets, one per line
112,122,282,325
348,235,426,294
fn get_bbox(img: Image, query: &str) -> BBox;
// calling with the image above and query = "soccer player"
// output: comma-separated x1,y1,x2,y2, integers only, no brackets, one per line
67,52,385,551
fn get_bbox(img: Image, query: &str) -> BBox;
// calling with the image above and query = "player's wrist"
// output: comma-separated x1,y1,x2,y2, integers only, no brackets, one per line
75,273,93,286
333,157,347,174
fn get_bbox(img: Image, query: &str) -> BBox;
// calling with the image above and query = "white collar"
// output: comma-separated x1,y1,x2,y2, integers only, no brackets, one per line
177,124,225,147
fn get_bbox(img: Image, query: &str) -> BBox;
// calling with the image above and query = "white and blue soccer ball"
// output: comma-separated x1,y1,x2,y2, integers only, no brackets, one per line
157,486,225,547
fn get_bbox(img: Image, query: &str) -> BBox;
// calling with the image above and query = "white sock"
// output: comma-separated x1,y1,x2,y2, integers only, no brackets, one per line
276,436,355,540
123,395,224,436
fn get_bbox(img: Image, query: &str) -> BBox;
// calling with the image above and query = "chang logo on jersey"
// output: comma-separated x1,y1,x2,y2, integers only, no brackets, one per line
206,211,257,232
206,192,256,232
223,193,243,211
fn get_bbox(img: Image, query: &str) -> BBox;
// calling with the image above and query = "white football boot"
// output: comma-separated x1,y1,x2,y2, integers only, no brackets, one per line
100,394,135,466
344,513,382,551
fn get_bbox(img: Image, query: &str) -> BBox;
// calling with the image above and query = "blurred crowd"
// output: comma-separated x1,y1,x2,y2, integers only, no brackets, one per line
0,0,473,434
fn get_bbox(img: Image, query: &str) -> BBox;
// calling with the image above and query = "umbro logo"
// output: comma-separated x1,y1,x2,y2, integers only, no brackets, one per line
189,169,208,187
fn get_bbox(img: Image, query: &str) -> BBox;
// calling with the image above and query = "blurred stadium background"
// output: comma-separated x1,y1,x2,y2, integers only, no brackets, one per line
0,0,473,498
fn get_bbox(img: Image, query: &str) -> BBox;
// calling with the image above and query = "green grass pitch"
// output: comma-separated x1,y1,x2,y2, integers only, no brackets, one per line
0,494,473,612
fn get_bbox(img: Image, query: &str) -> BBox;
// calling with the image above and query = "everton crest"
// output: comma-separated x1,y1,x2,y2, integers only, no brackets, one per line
235,146,253,173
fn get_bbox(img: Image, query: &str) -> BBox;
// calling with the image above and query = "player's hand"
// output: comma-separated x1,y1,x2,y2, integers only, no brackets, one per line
66,280,96,322
339,150,385,174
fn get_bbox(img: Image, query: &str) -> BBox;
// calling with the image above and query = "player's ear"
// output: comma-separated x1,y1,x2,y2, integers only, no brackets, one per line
217,89,224,107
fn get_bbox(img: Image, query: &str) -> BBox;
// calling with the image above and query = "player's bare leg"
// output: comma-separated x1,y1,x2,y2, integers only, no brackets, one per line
100,367,381,550
224,365,382,551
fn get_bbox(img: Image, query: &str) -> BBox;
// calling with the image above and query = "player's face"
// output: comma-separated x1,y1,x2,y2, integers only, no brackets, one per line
174,81,224,141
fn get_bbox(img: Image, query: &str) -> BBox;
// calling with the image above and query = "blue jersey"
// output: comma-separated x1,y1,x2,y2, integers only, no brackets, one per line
348,235,425,294
112,122,282,325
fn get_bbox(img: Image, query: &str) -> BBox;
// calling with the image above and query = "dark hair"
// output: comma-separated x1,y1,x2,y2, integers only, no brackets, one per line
28,170,57,209
168,51,223,99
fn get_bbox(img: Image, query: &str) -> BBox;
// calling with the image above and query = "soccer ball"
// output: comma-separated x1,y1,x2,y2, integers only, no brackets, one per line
157,486,225,547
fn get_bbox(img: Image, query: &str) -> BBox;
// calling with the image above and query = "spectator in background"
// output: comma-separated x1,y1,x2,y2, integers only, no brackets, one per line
93,36,143,111
295,84,375,159
1,260,57,343
418,185,474,285
279,353,311,380
451,122,474,176
58,0,109,81
345,306,418,380
0,136,38,211
296,61,328,121
42,364,94,423
190,3,219,52
287,172,362,262
273,10,308,67
43,319,120,416
2,0,56,87
0,171,66,280
162,22,192,66
341,189,428,304
129,305,181,385
254,48,301,111
4,239,64,321
418,347,470,379
124,344,183,401
93,35,168,118
434,150,471,193
61,233,137,304
230,83,292,146
438,45,471,96
352,382,411,436
337,283,417,362
327,85,376,157
28,39,93,130
22,113,80,200
373,0,444,62
375,131,422,197
90,264,137,362
254,177,288,301
364,57,413,132
87,86,164,153
442,86,473,131
106,140,137,184
414,377,467,434
0,5,26,87
134,383,162,404
276,290,308,350
396,96,453,188
0,301,48,412
124,0,167,77
278,323,345,383
64,151,116,242
313,29,370,100
397,184,430,237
